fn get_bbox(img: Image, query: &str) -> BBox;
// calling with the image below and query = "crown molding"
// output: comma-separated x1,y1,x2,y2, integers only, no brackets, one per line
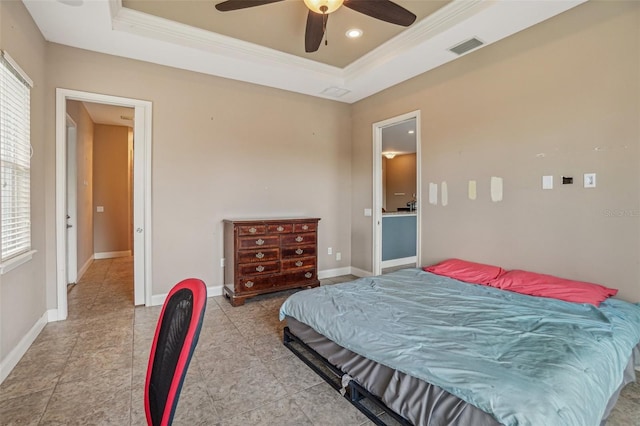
111,1,343,78
23,0,587,103
343,0,488,81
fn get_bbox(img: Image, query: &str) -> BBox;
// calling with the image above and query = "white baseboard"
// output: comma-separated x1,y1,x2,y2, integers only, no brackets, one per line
318,267,351,279
381,256,417,269
94,251,131,260
350,267,374,278
0,311,48,384
47,308,62,322
76,255,94,281
151,284,224,307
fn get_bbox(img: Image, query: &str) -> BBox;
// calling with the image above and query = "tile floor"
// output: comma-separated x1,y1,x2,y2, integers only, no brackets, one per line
0,258,638,425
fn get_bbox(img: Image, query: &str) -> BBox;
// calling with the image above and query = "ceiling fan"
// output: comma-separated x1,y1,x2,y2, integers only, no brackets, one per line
214,0,417,53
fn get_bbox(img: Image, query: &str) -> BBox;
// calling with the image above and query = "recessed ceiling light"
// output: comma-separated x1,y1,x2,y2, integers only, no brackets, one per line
408,130,415,134
346,29,363,39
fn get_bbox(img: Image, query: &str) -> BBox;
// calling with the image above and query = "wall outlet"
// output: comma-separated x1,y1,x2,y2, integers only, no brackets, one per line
336,252,341,261
96,206,104,212
328,247,332,255
220,258,225,267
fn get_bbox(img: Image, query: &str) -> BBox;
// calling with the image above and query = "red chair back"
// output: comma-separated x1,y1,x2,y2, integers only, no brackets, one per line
144,278,207,426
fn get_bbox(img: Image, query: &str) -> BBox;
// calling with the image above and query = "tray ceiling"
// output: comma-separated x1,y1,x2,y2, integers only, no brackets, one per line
23,0,586,103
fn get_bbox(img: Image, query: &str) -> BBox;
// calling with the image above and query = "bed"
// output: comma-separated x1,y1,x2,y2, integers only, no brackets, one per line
279,268,640,426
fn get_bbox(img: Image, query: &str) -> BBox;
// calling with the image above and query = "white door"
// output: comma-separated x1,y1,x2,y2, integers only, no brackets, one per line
65,116,78,284
56,89,153,321
372,110,422,276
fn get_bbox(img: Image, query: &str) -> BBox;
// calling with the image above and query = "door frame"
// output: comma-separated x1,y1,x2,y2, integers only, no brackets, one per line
55,89,153,320
65,114,78,284
372,110,422,276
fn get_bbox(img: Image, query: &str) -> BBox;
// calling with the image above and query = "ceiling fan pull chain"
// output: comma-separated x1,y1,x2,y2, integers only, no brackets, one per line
323,12,328,46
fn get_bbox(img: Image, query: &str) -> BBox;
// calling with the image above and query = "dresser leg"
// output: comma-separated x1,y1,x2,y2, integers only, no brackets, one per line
230,296,246,307
223,288,246,306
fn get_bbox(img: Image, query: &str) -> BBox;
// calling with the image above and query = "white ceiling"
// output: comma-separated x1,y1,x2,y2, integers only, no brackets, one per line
82,102,135,128
24,0,586,104
382,118,416,155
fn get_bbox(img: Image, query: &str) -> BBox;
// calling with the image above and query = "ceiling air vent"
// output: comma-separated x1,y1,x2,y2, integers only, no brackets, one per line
120,115,133,121
449,37,484,56
321,87,351,98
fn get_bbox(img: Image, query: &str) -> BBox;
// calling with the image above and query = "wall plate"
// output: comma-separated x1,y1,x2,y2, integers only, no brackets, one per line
584,173,596,188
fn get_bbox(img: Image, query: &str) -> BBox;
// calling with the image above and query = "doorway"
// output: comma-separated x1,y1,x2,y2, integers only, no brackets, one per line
372,111,421,276
55,89,153,321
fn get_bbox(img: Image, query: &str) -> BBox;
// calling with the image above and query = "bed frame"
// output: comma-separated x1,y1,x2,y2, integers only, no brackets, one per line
283,326,411,426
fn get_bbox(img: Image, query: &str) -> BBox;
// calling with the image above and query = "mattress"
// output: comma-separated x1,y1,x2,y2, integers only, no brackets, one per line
286,317,639,426
280,268,640,426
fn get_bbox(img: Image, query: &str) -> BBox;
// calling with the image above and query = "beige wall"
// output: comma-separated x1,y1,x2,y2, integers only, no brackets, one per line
66,101,94,274
43,43,353,299
352,1,640,301
0,0,47,360
385,154,416,211
93,124,131,254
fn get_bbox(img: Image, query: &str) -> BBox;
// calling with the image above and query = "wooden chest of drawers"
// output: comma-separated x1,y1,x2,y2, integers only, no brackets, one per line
223,218,320,306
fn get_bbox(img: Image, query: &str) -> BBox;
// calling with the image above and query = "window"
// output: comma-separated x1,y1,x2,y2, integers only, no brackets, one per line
0,51,33,267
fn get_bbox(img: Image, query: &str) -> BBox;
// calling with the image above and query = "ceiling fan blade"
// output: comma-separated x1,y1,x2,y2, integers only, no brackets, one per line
305,11,326,53
344,0,416,26
215,0,284,12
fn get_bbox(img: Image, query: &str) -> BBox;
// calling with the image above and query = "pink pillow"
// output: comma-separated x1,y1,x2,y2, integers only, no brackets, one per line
488,270,617,306
423,258,505,285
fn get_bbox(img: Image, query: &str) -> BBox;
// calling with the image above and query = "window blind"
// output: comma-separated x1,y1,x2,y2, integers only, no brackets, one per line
0,51,32,262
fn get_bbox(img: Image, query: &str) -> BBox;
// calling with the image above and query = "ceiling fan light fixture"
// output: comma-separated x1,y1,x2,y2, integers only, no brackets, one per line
303,0,343,14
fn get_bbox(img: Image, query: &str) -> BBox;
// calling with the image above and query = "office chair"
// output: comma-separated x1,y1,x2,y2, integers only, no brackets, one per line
144,278,207,426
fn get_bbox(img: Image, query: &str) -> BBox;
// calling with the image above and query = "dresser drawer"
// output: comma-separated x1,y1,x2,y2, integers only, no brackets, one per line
282,257,315,271
238,269,317,292
281,233,316,246
239,261,280,276
238,235,279,249
267,223,293,234
294,222,316,233
237,248,279,264
281,245,316,258
238,225,267,236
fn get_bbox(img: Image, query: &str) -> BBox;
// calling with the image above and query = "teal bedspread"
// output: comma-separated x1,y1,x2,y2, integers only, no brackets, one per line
279,268,640,426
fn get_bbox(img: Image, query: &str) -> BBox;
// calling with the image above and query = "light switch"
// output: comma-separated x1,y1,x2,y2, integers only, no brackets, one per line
96,206,104,212
364,208,372,217
584,173,596,188
542,175,553,190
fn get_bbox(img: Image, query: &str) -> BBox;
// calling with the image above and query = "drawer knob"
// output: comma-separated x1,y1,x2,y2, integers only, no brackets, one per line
277,226,284,232
256,239,265,246
255,252,264,259
295,249,303,255
302,225,309,230
249,227,257,234
295,260,303,267
305,272,312,279
256,265,265,272
245,281,254,288
295,236,303,242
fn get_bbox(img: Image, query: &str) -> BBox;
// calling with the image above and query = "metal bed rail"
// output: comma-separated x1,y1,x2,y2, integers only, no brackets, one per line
283,326,412,426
